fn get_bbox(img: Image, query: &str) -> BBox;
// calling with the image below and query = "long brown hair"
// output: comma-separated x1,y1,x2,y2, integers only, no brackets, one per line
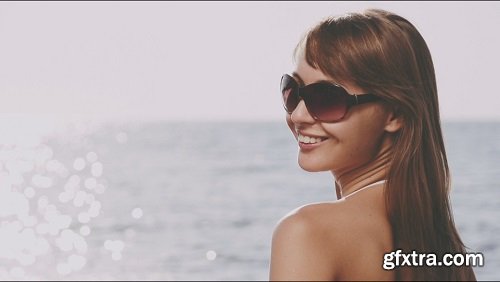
299,9,475,281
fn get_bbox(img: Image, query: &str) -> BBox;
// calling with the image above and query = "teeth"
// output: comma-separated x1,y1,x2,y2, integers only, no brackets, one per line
298,134,326,144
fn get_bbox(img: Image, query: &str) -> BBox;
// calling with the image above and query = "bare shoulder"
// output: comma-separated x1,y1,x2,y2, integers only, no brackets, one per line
269,202,341,281
270,197,394,281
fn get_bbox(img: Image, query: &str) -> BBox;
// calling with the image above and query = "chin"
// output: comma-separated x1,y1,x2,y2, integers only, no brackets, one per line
297,157,331,172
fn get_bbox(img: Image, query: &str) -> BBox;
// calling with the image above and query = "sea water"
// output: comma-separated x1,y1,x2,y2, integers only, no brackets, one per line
0,120,498,280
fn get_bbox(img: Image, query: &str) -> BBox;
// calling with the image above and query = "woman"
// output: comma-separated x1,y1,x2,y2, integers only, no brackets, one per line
269,9,476,281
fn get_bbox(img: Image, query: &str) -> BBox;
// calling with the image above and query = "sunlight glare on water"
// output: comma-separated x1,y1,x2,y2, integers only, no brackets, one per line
0,114,119,280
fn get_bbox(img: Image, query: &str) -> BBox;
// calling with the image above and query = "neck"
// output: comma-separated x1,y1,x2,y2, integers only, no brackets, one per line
333,135,394,199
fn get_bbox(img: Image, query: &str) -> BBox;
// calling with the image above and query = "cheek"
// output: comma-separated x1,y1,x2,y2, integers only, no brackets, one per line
286,114,297,139
340,123,386,160
322,120,385,166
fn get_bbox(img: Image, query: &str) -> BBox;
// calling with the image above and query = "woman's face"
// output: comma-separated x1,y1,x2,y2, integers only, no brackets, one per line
286,54,393,174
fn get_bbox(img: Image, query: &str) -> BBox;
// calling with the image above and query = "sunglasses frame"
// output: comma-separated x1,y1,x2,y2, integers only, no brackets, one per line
281,74,381,122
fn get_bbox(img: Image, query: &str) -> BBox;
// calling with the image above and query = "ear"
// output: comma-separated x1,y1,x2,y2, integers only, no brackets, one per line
384,110,404,133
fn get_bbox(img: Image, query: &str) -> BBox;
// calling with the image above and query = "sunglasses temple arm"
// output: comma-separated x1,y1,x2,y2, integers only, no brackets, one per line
353,94,380,105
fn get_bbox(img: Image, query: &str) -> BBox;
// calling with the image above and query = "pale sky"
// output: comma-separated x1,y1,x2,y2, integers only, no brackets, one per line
1,1,499,122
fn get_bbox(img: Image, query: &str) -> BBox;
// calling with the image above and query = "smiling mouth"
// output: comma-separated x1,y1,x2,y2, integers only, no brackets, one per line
297,133,329,144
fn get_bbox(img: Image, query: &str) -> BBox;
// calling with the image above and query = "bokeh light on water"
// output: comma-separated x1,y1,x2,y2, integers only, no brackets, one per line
206,250,217,261
0,115,131,280
131,208,143,219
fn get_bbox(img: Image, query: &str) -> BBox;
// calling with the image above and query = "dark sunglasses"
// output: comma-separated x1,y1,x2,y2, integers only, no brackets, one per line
281,74,381,122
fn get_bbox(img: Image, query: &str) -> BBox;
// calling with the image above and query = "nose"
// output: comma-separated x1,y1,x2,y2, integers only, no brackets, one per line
290,100,315,124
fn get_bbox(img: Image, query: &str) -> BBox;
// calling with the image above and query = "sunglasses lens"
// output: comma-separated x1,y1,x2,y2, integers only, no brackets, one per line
280,74,353,122
281,75,299,113
303,84,348,122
